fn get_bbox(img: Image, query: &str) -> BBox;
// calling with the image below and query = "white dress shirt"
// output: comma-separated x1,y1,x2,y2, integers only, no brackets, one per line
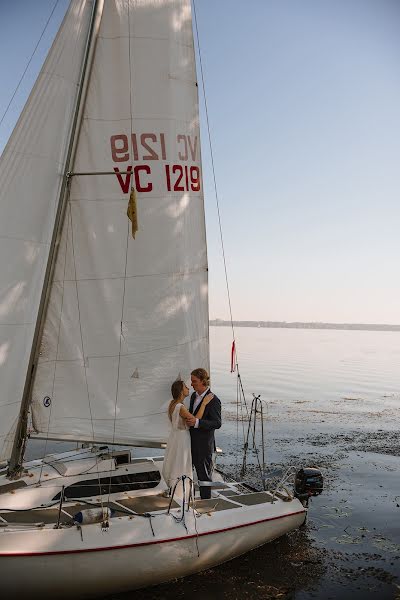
192,388,210,428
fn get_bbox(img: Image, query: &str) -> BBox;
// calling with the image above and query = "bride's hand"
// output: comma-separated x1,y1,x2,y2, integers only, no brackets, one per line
203,393,214,405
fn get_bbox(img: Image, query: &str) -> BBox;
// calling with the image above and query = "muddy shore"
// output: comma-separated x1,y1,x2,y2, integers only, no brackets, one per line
106,422,400,600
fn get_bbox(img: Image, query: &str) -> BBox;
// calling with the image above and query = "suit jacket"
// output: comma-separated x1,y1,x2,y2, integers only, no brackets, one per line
189,390,222,461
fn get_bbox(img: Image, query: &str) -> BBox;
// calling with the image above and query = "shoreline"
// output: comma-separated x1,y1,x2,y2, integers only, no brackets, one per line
210,321,400,332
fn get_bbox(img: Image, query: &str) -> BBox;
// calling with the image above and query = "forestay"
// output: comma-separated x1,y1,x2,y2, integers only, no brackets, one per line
30,0,209,447
0,1,94,463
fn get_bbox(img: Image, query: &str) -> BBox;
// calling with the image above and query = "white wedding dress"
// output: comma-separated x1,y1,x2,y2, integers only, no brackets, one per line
162,403,193,496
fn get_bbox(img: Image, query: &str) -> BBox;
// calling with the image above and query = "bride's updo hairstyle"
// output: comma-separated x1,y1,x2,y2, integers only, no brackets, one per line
169,380,185,421
171,380,184,401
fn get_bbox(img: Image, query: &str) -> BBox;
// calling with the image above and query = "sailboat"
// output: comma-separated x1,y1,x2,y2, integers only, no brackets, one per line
0,0,318,596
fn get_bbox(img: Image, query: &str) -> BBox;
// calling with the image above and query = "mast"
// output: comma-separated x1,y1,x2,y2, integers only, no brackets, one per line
8,0,104,476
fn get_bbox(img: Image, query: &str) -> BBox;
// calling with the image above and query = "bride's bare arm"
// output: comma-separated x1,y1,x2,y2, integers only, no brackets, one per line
179,405,192,419
179,394,214,423
194,393,214,420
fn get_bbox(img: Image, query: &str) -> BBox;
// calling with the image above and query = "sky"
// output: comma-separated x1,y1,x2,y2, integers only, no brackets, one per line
1,0,400,324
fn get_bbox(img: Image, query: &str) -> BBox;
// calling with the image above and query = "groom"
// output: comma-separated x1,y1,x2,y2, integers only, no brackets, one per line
185,368,222,499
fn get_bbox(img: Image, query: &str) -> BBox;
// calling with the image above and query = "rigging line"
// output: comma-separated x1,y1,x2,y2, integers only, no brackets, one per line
68,201,104,511
192,0,235,343
127,0,136,163
193,2,253,466
107,0,136,505
37,194,71,485
193,0,250,407
239,378,247,440
235,375,239,475
238,371,250,418
0,0,61,130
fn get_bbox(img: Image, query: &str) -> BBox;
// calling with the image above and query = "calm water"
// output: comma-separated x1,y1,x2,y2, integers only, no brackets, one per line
212,327,400,600
27,326,400,598
212,326,400,431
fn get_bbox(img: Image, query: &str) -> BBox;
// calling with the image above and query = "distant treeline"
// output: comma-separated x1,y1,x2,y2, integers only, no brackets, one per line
210,320,400,332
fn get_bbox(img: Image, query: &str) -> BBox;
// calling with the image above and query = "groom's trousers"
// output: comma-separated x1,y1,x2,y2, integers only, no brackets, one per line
192,451,213,500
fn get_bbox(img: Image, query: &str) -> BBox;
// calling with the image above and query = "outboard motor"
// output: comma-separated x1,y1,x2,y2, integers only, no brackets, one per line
294,467,323,506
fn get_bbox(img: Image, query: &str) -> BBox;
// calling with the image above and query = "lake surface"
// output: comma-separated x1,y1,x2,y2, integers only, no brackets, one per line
139,327,400,599
213,325,400,431
212,327,400,600
27,326,400,598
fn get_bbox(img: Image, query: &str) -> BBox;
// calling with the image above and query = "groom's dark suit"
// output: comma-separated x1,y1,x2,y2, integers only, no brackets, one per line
189,390,222,499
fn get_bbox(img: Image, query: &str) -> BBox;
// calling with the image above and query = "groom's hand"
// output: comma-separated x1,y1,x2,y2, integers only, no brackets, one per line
185,414,196,427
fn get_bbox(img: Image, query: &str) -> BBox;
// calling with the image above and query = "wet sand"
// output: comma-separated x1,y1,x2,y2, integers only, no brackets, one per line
105,399,400,600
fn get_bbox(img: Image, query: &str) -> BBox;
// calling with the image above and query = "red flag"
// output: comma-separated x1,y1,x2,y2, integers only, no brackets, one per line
231,340,236,372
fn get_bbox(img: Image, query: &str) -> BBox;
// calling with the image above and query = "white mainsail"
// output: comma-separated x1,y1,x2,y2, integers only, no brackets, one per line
0,1,94,463
30,0,209,447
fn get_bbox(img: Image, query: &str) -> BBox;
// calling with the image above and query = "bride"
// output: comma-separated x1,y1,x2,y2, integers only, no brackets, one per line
162,379,213,496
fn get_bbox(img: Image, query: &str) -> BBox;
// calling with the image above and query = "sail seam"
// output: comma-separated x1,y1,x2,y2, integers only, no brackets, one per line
0,148,64,163
0,235,51,245
53,269,207,282
97,35,191,47
0,322,35,327
36,71,88,85
40,411,168,422
36,335,209,363
67,195,202,201
81,116,196,123
0,402,21,408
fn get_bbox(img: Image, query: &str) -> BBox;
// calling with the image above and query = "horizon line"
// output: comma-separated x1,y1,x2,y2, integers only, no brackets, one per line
209,319,400,330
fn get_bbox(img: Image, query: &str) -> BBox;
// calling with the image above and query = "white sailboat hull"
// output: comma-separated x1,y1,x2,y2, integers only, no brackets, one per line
0,496,306,598
0,450,167,510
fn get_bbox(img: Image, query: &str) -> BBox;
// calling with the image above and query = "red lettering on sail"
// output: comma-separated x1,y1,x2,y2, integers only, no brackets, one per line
134,165,152,192
110,132,198,164
141,134,158,160
111,135,129,162
190,166,200,191
114,166,132,193
165,164,201,192
114,165,153,193
177,134,188,161
188,136,198,161
110,133,167,162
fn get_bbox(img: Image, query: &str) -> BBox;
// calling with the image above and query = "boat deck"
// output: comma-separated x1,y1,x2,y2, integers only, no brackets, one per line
0,495,179,527
0,490,290,527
